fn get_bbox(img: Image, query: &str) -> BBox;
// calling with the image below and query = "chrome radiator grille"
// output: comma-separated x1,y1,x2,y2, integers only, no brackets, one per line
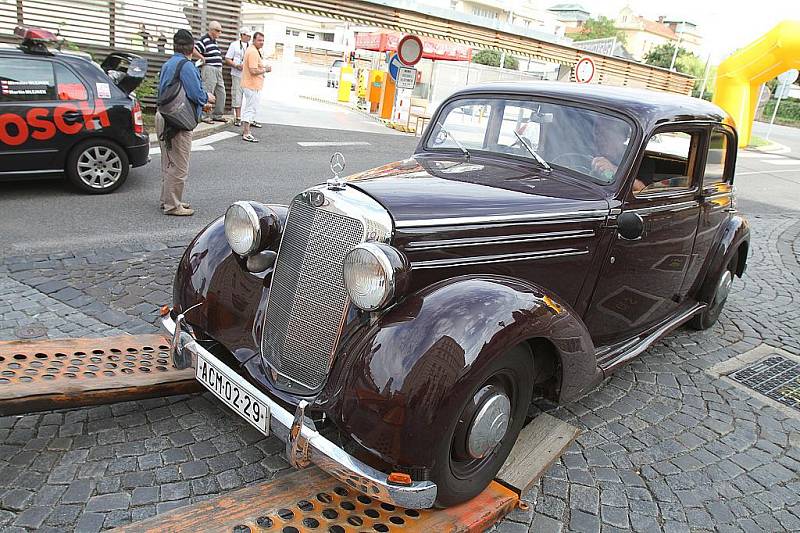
261,198,365,391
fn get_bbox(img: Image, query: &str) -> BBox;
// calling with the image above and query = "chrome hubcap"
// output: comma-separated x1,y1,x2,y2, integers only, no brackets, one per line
466,392,511,459
77,146,122,189
714,270,733,307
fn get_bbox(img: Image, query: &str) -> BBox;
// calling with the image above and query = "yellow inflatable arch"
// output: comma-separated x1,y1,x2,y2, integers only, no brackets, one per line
713,20,800,147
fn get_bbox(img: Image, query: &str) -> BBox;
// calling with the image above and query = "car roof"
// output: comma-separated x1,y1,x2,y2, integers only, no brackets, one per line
448,81,731,132
0,43,93,63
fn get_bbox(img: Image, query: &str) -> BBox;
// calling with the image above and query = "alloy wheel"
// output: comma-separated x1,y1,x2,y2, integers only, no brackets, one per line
76,145,123,189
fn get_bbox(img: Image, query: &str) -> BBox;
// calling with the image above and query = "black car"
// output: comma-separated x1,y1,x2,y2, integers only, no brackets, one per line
0,27,149,194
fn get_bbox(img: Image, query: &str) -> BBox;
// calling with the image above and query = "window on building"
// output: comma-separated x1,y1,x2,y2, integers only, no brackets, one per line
0,58,56,102
306,33,316,40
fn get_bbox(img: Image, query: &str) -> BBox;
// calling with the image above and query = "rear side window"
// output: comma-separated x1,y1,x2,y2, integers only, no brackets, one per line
55,63,88,101
703,129,732,186
0,58,56,102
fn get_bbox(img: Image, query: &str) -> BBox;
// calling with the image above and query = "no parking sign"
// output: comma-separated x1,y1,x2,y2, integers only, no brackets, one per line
575,57,595,84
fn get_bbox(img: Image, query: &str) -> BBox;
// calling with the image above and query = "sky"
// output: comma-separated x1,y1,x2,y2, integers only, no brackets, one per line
574,0,800,62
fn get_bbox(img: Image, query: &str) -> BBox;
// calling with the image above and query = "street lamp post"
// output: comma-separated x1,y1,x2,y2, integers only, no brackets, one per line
669,22,684,71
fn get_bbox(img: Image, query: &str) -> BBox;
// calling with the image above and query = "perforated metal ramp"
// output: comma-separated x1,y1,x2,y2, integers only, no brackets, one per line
0,335,200,415
115,466,520,533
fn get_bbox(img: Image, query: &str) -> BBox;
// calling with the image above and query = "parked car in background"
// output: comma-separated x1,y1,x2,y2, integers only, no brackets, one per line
326,58,344,88
162,82,749,509
0,27,149,194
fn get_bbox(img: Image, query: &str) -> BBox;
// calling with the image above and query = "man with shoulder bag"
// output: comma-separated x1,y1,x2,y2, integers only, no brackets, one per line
156,29,215,216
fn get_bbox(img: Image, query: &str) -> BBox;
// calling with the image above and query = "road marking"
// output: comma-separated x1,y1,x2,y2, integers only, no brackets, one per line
296,141,371,147
738,152,782,159
737,169,799,176
763,159,800,166
150,131,239,155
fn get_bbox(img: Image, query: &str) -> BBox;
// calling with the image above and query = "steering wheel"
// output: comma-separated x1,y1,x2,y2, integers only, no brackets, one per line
551,152,594,174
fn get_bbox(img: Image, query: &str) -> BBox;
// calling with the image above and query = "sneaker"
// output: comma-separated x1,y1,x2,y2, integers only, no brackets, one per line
201,118,214,124
242,133,259,143
212,116,228,123
233,119,241,127
250,121,263,128
161,202,191,210
164,206,195,216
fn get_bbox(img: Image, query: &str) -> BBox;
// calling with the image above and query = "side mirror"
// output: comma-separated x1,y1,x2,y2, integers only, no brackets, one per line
617,212,644,240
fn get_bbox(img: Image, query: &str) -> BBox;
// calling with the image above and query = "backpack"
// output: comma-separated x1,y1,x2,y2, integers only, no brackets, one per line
157,59,198,131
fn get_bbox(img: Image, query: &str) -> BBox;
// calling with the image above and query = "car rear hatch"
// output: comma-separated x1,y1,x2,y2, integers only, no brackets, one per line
100,52,148,93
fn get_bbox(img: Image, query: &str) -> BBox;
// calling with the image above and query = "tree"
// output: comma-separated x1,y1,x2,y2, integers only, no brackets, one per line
472,49,519,70
644,43,707,96
572,16,626,43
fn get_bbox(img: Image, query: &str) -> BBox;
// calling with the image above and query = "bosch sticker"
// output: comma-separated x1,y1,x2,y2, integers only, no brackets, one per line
0,99,110,146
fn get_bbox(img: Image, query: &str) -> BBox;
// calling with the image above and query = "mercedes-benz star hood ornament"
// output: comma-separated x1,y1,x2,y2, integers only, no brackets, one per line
327,152,346,190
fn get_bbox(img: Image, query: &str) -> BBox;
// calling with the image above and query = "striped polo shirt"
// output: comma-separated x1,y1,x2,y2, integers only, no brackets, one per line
195,33,223,67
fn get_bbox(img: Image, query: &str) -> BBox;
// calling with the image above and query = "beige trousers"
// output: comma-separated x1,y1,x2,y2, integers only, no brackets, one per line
156,112,193,212
201,65,226,119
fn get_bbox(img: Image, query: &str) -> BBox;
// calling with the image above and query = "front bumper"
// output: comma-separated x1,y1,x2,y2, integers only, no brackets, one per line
160,311,437,509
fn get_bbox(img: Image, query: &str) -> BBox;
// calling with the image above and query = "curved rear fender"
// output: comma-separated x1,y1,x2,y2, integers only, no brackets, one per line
322,275,599,470
699,215,750,302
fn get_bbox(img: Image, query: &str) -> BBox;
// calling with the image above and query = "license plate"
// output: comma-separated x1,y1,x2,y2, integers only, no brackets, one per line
196,353,269,436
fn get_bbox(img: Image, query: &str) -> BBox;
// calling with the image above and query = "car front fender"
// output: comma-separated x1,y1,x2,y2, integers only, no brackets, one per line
319,275,600,471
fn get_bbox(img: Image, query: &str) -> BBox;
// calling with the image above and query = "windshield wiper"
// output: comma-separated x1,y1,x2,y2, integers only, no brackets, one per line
514,130,552,172
436,122,470,162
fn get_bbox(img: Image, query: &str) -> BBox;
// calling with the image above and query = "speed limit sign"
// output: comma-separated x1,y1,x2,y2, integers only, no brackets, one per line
575,57,595,83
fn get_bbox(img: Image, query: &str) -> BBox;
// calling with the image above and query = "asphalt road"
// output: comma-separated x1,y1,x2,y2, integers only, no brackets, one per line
0,122,418,255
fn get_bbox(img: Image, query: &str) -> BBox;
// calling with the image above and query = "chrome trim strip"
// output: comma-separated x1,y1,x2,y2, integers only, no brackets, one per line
395,210,609,228
628,201,699,216
406,229,595,251
161,314,437,509
598,303,705,371
411,248,588,269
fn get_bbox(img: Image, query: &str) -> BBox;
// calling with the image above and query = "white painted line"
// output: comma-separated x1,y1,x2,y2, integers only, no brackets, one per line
737,169,799,176
151,131,237,156
296,141,371,147
150,145,214,156
194,131,239,146
738,152,782,159
764,159,800,166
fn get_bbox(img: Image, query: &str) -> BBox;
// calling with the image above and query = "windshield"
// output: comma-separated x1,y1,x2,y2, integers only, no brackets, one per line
426,96,633,183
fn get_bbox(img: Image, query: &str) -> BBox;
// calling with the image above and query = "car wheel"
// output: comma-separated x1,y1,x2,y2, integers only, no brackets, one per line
430,344,533,507
66,139,129,194
689,254,737,330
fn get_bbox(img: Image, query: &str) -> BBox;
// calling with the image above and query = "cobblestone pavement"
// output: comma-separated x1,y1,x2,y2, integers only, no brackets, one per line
1,214,799,532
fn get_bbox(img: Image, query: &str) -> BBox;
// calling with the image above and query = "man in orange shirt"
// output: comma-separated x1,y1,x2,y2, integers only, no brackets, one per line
240,31,270,142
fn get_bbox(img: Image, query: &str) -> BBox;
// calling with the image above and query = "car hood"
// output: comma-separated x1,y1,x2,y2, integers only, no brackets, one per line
346,155,610,227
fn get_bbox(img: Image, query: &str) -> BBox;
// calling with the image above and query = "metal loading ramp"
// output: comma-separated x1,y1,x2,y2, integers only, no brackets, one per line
1,335,579,531
0,335,201,415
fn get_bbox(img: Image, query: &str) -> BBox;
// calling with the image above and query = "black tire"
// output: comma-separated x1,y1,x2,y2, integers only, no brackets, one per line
689,254,737,330
66,139,130,194
430,344,534,507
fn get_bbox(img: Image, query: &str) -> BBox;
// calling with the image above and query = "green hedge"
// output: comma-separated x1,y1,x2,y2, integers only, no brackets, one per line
763,97,800,123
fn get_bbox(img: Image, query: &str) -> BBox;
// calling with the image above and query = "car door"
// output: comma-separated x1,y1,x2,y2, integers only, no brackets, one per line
584,126,705,348
679,125,737,298
0,56,62,174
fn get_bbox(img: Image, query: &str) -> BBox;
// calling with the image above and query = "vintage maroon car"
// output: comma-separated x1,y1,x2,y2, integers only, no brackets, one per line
161,82,749,508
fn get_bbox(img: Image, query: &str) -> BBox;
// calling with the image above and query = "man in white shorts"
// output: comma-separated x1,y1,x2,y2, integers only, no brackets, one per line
240,31,270,142
224,27,250,127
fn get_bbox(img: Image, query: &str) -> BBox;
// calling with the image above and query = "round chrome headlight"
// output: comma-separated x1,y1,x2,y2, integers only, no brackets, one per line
224,201,262,256
343,243,405,311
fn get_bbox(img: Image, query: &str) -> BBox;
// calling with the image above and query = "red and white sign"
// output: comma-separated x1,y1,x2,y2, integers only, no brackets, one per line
396,35,423,66
355,32,472,62
575,57,595,83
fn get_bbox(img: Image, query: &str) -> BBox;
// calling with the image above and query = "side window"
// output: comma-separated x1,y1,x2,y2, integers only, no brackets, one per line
703,129,731,187
634,131,697,195
55,64,88,101
0,58,56,102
